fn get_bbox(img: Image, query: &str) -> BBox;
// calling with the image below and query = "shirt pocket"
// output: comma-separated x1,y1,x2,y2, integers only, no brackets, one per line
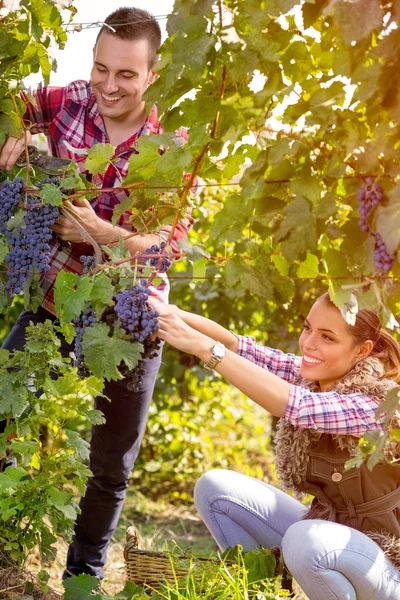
310,453,359,484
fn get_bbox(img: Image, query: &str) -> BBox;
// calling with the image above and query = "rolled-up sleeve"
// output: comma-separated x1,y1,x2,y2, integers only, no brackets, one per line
236,335,301,383
285,386,384,436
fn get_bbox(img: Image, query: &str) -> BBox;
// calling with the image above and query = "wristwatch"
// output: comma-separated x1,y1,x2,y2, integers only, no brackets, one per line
204,341,226,370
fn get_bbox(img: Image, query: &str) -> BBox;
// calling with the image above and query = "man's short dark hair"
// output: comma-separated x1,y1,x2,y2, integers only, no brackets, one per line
96,7,162,70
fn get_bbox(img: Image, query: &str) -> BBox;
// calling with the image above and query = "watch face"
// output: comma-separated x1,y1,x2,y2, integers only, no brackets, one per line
213,343,225,358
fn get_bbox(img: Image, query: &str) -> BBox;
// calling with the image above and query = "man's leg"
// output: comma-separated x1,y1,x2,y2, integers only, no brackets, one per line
65,349,163,579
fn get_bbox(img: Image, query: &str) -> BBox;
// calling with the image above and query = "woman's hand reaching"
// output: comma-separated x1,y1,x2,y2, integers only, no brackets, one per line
155,311,215,357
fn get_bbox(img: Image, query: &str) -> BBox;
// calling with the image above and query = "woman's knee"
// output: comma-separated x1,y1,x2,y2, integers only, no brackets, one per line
194,469,230,510
282,520,315,573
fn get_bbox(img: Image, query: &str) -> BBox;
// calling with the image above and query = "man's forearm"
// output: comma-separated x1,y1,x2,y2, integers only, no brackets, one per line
91,218,161,256
177,309,239,352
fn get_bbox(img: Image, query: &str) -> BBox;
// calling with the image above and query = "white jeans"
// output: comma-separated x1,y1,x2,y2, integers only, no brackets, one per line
194,469,400,600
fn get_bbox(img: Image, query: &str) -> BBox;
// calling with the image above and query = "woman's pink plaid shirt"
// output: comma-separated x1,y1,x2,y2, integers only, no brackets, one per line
23,80,194,314
237,335,389,438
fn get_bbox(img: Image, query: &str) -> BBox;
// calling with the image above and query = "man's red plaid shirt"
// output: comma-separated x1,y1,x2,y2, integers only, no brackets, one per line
23,80,194,315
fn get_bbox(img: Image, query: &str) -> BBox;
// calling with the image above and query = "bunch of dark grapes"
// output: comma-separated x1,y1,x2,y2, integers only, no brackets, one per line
114,284,159,341
114,284,160,392
72,303,97,376
80,254,97,274
0,177,24,233
3,177,60,297
373,233,395,273
356,178,395,273
144,241,172,273
356,178,384,232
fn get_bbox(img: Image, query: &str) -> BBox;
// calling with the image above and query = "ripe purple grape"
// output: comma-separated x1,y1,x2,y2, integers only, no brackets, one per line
0,177,24,234
114,283,160,391
1,177,60,297
72,303,97,376
80,254,97,274
373,233,395,273
356,179,383,233
144,241,172,273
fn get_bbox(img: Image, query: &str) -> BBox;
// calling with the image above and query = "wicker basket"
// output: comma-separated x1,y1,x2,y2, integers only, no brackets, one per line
124,526,232,590
124,527,292,594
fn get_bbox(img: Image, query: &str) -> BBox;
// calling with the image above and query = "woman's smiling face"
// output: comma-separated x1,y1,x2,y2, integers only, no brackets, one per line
298,298,372,390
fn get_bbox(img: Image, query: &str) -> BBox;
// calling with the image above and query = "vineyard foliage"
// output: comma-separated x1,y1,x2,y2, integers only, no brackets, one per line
0,0,399,574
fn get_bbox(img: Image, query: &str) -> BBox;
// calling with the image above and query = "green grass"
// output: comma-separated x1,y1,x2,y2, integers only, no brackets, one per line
27,486,308,599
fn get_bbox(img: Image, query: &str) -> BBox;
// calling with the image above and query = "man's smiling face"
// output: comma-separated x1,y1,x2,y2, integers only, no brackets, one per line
90,32,153,123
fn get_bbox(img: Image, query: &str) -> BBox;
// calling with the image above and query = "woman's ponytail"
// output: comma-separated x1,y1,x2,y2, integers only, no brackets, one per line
371,328,400,382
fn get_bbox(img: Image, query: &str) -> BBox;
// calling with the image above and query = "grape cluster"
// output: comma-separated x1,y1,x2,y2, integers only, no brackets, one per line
80,254,97,274
114,284,159,341
356,178,395,273
72,303,97,376
114,284,160,392
0,177,24,233
373,233,395,273
144,242,172,273
356,178,383,233
2,177,60,297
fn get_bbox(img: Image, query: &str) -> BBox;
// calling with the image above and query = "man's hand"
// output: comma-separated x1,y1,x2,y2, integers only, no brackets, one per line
52,199,102,243
0,131,32,170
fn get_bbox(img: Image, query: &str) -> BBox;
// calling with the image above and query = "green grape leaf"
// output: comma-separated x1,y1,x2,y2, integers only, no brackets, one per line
54,272,93,322
59,176,78,190
82,323,143,381
122,135,164,186
244,547,276,583
225,255,246,287
23,274,44,313
332,0,382,45
375,193,400,256
375,386,400,426
101,236,131,262
6,208,26,232
86,409,106,426
271,252,290,277
40,183,63,206
0,112,21,140
323,249,356,323
0,372,28,418
290,170,322,204
276,196,317,261
192,258,207,280
297,252,320,280
177,239,210,261
0,237,9,265
84,143,115,175
90,273,114,319
111,195,134,226
65,430,90,461
0,467,26,490
242,266,274,300
63,574,100,600
47,487,77,520
39,528,58,563
114,581,148,599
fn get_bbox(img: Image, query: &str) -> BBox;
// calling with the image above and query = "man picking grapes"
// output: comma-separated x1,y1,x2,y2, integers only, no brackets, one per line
0,7,193,582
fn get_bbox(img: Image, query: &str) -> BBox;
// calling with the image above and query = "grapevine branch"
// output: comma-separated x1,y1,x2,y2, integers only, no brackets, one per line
164,59,228,250
60,205,102,264
10,93,31,184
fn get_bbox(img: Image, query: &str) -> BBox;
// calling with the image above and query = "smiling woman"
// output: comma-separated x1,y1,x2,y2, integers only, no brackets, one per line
148,293,400,600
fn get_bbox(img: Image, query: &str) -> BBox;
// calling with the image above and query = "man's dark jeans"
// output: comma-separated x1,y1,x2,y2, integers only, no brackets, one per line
1,307,162,579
